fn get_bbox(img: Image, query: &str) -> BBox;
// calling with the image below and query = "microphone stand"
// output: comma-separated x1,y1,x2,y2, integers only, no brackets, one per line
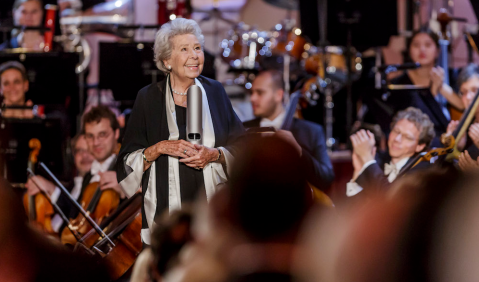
39,162,115,246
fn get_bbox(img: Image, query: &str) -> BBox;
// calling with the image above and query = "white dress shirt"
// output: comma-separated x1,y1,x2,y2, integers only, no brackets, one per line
346,157,410,197
260,111,286,130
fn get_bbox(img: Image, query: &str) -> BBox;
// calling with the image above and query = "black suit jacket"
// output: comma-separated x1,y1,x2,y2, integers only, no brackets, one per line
243,118,334,190
355,152,431,195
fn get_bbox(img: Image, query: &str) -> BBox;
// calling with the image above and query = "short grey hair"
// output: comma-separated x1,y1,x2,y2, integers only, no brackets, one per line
391,107,435,146
153,18,205,74
457,63,479,93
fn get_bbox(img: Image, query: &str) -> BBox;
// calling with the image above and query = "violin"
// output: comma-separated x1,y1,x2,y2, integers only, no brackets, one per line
61,180,120,246
23,138,55,234
443,89,479,162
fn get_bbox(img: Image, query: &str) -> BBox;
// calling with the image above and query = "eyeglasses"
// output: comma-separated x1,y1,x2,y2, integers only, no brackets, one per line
85,130,112,142
73,148,89,155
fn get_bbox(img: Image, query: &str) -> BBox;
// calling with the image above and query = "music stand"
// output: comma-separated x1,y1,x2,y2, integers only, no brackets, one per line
99,42,164,103
0,51,79,105
0,117,66,184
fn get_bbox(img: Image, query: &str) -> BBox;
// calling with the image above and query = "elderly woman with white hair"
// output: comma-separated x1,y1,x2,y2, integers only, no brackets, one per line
116,18,244,245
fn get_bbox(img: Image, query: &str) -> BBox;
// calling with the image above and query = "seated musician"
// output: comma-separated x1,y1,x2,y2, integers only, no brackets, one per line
446,64,479,159
389,29,463,140
347,107,435,197
243,69,334,190
25,133,94,233
0,61,34,119
0,0,45,51
27,106,124,235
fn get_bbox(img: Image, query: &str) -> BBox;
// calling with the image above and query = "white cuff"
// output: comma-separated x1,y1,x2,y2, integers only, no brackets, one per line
346,182,363,197
119,149,145,198
347,160,376,197
218,146,234,177
50,187,61,204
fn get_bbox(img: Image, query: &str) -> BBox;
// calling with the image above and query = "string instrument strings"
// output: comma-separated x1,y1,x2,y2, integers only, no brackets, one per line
39,162,115,246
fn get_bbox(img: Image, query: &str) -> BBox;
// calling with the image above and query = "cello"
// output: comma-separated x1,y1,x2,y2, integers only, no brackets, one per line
61,174,121,246
23,138,55,234
437,8,463,121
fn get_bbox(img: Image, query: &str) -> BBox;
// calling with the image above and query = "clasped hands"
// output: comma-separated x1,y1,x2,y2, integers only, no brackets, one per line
154,140,218,169
350,129,377,180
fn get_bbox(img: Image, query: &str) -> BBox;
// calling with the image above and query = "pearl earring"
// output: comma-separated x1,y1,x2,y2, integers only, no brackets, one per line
168,65,171,70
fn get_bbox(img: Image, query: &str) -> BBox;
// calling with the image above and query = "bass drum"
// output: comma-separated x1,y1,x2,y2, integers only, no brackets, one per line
268,22,307,61
304,46,362,86
220,23,270,70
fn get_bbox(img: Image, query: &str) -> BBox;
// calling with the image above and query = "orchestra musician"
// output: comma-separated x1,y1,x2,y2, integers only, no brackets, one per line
389,29,464,140
27,106,123,236
347,107,435,197
243,70,335,190
0,0,45,51
0,61,34,119
25,133,94,234
116,18,244,246
446,64,479,166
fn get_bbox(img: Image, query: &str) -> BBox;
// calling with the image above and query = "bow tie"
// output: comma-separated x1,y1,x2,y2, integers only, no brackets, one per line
384,163,398,176
90,161,104,176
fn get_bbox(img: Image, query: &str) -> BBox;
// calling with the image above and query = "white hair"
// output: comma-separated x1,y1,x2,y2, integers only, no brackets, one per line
153,18,205,74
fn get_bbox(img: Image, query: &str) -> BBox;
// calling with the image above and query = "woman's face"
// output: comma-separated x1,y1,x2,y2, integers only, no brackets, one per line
164,34,204,81
13,0,43,27
409,33,438,67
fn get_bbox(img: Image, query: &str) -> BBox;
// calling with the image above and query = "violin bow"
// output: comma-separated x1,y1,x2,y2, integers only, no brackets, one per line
26,168,82,241
39,162,115,246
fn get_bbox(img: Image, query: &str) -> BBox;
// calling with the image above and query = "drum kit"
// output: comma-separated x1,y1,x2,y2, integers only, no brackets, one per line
217,0,362,149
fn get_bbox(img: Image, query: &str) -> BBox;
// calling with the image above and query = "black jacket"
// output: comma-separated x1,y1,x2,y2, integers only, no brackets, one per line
243,117,334,190
355,152,431,195
116,76,245,229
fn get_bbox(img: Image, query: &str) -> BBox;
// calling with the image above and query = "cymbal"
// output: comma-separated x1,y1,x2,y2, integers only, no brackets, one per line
263,0,298,10
387,84,429,90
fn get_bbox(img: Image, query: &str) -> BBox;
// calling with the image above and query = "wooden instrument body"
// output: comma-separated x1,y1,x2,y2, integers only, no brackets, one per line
24,138,56,234
23,192,55,233
80,194,142,280
61,181,120,246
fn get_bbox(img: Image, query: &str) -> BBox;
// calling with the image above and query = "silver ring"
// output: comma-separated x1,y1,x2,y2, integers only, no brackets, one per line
184,149,187,155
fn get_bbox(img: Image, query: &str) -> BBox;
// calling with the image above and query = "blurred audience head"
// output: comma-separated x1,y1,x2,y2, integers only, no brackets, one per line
151,208,193,278
0,61,29,105
457,63,479,108
250,69,285,119
227,135,313,243
82,105,120,162
13,0,43,27
71,134,94,177
297,168,463,282
389,107,435,160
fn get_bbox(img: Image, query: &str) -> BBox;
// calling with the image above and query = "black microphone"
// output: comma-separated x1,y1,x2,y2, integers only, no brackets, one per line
186,85,202,145
376,62,421,74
